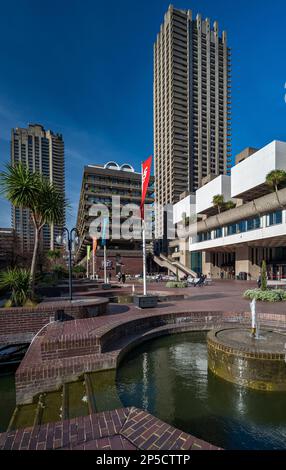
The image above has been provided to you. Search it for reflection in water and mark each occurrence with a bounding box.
[0,370,16,432]
[142,353,148,411]
[117,332,286,450]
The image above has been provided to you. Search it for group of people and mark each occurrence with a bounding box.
[117,272,126,284]
[194,273,207,287]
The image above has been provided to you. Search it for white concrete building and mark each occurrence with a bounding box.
[196,175,232,215]
[172,141,286,280]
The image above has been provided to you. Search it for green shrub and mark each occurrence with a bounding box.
[0,268,31,307]
[166,281,188,288]
[261,260,267,291]
[244,289,286,302]
[72,265,86,274]
[52,265,68,279]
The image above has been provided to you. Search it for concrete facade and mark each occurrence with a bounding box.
[154,5,231,239]
[196,174,231,214]
[172,140,286,280]
[0,228,16,270]
[11,124,65,253]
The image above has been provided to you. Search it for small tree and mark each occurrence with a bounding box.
[261,260,267,292]
[213,195,225,214]
[0,163,67,296]
[266,170,286,206]
[0,268,31,307]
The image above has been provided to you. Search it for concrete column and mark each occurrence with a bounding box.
[235,245,259,280]
[202,251,212,277]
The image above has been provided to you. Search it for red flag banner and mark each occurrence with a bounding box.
[93,237,98,253]
[141,156,152,219]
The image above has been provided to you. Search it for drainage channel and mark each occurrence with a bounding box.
[7,370,121,431]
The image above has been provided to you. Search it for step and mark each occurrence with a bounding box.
[88,370,122,413]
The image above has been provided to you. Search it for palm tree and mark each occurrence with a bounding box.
[266,170,286,207]
[0,268,31,307]
[0,163,67,296]
[212,195,225,214]
[47,249,61,267]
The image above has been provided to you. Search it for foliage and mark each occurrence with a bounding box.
[266,170,286,193]
[166,281,188,288]
[0,268,31,307]
[261,260,267,292]
[72,265,86,274]
[47,250,61,262]
[0,163,68,295]
[225,200,236,210]
[212,195,225,214]
[244,289,286,302]
[52,265,68,279]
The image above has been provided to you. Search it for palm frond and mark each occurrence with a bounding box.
[0,163,41,209]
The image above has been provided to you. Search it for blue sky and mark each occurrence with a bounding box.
[0,0,286,229]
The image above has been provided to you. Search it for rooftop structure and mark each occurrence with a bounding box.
[75,162,154,275]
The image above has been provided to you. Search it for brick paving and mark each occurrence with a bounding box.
[0,407,221,451]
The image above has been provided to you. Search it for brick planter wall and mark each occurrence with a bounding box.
[0,298,108,346]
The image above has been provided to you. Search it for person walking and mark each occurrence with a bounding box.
[257,274,262,289]
[122,273,126,284]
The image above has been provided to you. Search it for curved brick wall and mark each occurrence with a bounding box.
[0,298,108,346]
[208,328,286,392]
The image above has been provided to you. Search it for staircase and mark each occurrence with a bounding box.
[172,260,198,278]
[7,370,121,432]
[154,254,197,279]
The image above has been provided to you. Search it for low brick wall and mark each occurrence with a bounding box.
[0,309,51,345]
[0,298,108,346]
[100,311,246,352]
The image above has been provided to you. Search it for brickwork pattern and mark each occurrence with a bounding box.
[0,408,221,451]
[0,298,108,346]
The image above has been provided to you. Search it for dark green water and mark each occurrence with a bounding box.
[116,332,286,450]
[0,367,17,433]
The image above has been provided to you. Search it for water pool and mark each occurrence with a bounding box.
[116,332,286,450]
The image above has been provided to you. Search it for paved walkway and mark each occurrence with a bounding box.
[113,280,286,315]
[0,408,221,451]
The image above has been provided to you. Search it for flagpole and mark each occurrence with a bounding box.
[87,254,89,279]
[92,247,95,280]
[141,160,147,297]
[142,219,147,296]
[104,245,107,284]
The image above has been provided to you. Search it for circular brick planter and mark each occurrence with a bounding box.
[208,328,286,392]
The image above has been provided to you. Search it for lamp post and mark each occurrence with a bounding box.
[56,227,79,301]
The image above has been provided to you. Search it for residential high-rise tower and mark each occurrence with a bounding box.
[154,5,231,238]
[11,124,65,253]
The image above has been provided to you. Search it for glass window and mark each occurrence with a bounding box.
[214,228,223,239]
[267,210,282,227]
[238,220,246,233]
[247,217,260,231]
[197,231,211,242]
[227,224,237,236]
